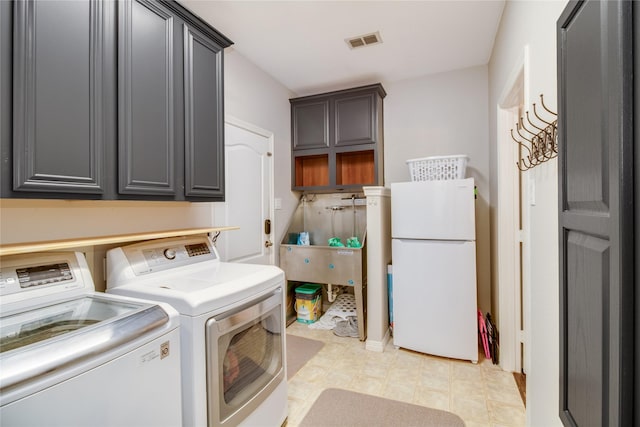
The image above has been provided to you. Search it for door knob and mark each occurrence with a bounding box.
[265,240,273,248]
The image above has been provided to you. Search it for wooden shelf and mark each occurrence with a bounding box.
[0,226,239,257]
[337,150,375,185]
[295,154,329,187]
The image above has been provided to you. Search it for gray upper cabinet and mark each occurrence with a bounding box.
[119,0,176,196]
[183,24,225,198]
[291,100,330,150]
[290,84,386,192]
[1,0,232,201]
[11,0,111,195]
[334,92,378,147]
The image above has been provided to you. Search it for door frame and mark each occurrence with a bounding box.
[496,46,531,374]
[222,115,275,265]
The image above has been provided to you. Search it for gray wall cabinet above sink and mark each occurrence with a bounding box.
[290,84,386,192]
[0,0,232,202]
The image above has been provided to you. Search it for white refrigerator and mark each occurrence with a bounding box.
[391,178,478,363]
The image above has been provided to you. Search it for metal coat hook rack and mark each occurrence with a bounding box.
[511,94,558,171]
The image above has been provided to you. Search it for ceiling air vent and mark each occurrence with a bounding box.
[346,31,382,49]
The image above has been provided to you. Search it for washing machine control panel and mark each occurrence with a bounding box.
[0,252,88,300]
[1,262,75,296]
[122,238,219,276]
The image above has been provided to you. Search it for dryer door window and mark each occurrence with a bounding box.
[206,289,284,427]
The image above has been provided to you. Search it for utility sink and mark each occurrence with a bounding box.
[279,193,367,340]
[279,240,366,288]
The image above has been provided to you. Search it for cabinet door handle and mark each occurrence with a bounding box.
[265,240,273,248]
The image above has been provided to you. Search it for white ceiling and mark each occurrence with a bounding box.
[182,0,506,96]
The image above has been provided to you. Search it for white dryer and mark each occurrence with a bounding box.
[0,251,182,427]
[106,235,288,427]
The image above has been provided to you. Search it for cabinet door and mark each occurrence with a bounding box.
[13,0,108,194]
[118,0,176,196]
[183,24,224,199]
[334,92,377,147]
[291,100,330,150]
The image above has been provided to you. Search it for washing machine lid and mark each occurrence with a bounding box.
[0,294,170,391]
[107,261,284,316]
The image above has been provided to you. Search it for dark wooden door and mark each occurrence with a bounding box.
[557,1,634,425]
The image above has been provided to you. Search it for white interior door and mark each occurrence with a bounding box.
[214,118,274,264]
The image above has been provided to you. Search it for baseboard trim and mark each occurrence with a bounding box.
[365,328,391,352]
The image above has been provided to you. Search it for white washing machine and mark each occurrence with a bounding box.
[0,251,182,427]
[106,235,288,427]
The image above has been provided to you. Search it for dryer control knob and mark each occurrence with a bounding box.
[164,249,177,260]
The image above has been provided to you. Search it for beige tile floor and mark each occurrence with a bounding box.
[286,321,525,427]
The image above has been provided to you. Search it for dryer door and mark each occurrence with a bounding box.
[205,289,284,427]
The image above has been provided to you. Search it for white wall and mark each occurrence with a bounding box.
[383,66,491,314]
[222,49,297,255]
[488,1,568,426]
[0,199,215,244]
